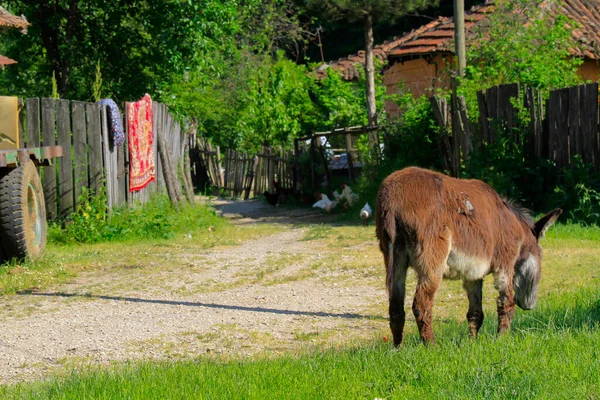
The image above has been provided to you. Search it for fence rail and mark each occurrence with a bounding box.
[16,97,185,219]
[193,139,295,199]
[431,82,600,176]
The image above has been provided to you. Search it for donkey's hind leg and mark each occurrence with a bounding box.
[389,248,409,346]
[463,279,484,337]
[411,237,447,345]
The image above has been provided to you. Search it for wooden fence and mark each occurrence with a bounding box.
[193,138,295,199]
[17,98,186,219]
[295,126,377,194]
[430,82,600,175]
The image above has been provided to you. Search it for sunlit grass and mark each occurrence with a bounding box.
[2,288,598,399]
[0,220,598,397]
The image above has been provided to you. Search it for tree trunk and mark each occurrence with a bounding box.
[453,0,466,77]
[364,14,377,127]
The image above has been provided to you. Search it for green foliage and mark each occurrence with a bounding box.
[358,92,443,198]
[552,157,600,225]
[92,60,103,102]
[458,0,583,114]
[51,72,59,99]
[306,0,439,24]
[51,190,224,244]
[53,186,109,244]
[0,0,243,101]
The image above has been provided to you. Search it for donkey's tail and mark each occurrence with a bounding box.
[376,198,396,298]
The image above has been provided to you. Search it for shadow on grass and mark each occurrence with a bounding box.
[17,290,386,321]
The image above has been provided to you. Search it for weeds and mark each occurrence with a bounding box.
[50,190,225,244]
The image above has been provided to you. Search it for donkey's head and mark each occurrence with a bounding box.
[513,209,562,310]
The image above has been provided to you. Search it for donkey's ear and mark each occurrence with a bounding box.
[534,209,562,240]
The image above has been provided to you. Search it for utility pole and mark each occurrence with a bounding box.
[454,0,466,77]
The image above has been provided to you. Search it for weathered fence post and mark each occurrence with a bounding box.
[41,98,57,219]
[345,128,355,182]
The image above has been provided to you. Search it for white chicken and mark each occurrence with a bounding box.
[313,194,337,213]
[360,202,372,226]
[333,190,342,201]
[341,184,359,207]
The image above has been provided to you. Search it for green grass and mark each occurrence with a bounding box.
[1,221,599,398]
[2,288,598,399]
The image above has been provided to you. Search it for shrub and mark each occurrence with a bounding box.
[50,190,224,244]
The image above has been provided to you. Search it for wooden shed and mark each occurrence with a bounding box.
[322,0,600,116]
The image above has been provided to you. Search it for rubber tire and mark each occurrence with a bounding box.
[0,161,47,261]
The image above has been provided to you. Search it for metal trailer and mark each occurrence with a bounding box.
[0,146,63,263]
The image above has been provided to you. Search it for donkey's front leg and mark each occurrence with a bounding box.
[463,279,484,337]
[496,284,516,334]
[412,273,442,345]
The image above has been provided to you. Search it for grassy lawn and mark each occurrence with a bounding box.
[1,221,599,399]
[1,287,598,399]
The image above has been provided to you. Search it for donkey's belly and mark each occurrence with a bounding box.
[444,249,490,280]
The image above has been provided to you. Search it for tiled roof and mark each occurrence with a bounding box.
[0,6,28,31]
[388,2,495,58]
[0,55,17,66]
[320,17,448,81]
[323,0,600,80]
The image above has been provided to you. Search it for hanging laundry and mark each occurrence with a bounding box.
[97,98,125,146]
[126,94,155,192]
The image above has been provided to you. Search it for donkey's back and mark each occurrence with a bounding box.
[376,167,561,345]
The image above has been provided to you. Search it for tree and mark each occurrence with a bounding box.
[0,0,241,101]
[306,0,438,127]
[458,0,583,113]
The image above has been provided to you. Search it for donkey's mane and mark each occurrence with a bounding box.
[503,198,534,229]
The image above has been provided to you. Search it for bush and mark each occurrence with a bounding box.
[50,190,225,244]
[551,157,600,225]
[358,92,443,199]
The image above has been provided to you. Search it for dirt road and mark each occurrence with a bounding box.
[0,199,386,385]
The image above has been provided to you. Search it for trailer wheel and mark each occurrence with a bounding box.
[0,161,47,261]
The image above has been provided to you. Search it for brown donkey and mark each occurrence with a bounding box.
[376,167,561,345]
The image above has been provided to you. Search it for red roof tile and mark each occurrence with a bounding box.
[0,6,28,31]
[322,0,600,80]
[0,55,17,66]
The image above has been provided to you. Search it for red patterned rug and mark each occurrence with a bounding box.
[126,94,156,192]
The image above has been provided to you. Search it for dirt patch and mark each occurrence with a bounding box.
[0,198,387,385]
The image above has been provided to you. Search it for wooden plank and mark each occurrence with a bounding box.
[586,82,600,169]
[568,86,580,167]
[18,98,25,147]
[26,98,40,148]
[486,86,499,143]
[117,139,127,205]
[41,98,57,220]
[476,91,488,144]
[86,103,103,194]
[547,90,560,163]
[501,83,519,142]
[56,99,74,217]
[580,84,592,165]
[557,88,570,170]
[155,103,165,192]
[111,101,127,205]
[100,104,112,210]
[72,101,88,205]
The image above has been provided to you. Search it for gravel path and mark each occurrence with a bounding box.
[0,199,387,385]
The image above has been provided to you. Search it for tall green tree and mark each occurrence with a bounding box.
[306,0,438,126]
[0,0,241,101]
